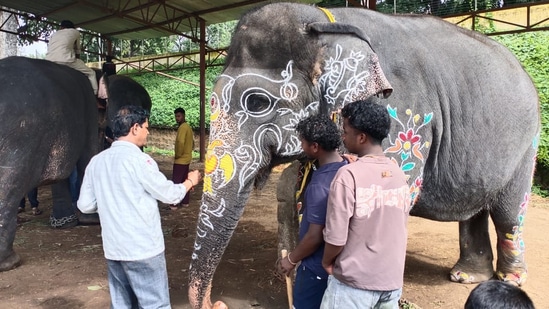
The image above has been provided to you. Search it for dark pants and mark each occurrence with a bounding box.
[69,168,80,205]
[172,163,190,204]
[293,264,328,309]
[19,187,39,209]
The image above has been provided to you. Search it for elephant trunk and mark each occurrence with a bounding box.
[188,167,255,309]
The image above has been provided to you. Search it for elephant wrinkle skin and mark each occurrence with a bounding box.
[0,56,99,270]
[188,3,539,308]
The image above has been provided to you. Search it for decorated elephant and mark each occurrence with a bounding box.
[0,56,98,270]
[188,3,540,308]
[50,69,153,227]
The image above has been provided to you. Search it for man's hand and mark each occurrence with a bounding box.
[187,170,202,187]
[322,262,334,275]
[342,153,358,163]
[279,255,296,276]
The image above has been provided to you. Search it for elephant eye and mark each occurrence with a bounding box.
[243,91,274,116]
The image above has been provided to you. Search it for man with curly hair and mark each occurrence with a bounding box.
[279,114,347,309]
[321,100,411,309]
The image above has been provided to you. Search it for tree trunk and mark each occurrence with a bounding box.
[0,8,18,58]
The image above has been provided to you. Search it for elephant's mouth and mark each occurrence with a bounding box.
[367,92,390,104]
[254,165,272,190]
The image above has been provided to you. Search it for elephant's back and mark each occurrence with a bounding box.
[0,56,95,113]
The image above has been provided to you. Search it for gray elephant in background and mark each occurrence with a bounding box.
[101,72,153,130]
[0,57,153,271]
[55,70,153,226]
[188,3,539,308]
[0,56,99,270]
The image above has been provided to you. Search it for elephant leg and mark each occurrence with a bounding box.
[492,202,528,286]
[489,156,534,286]
[0,197,22,271]
[277,161,300,258]
[50,179,79,229]
[449,209,494,284]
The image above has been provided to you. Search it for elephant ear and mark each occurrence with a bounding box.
[306,22,375,51]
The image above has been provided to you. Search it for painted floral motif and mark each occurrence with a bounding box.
[505,192,528,255]
[495,191,530,284]
[385,105,433,204]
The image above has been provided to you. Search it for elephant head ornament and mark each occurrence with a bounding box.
[189,3,539,308]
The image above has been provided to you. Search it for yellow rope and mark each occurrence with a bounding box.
[295,160,315,201]
[318,7,336,23]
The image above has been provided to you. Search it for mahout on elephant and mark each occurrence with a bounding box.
[188,3,539,308]
[0,56,98,271]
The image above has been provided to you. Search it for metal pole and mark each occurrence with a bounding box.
[199,18,206,163]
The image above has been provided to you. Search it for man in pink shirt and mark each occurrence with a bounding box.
[321,100,411,309]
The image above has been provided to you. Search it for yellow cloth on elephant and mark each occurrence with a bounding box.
[174,122,193,165]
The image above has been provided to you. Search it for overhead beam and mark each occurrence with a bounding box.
[444,1,549,36]
[113,49,226,75]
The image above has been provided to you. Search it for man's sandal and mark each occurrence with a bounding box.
[169,204,179,211]
[32,208,42,215]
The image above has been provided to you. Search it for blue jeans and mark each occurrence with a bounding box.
[293,265,327,309]
[320,275,401,309]
[19,187,39,209]
[107,252,171,309]
[69,168,80,205]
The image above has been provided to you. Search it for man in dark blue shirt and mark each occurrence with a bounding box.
[279,114,347,309]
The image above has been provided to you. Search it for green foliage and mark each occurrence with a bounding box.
[132,65,223,129]
[493,33,549,168]
[144,147,200,160]
[532,184,549,198]
[17,16,56,46]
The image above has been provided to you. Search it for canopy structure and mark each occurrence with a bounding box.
[0,0,319,40]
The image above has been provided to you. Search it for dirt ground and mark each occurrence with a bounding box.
[1,147,548,308]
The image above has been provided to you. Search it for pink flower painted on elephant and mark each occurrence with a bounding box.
[398,128,421,150]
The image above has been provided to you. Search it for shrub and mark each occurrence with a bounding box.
[132,65,223,129]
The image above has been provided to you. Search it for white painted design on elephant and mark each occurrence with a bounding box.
[192,198,227,260]
[319,44,372,107]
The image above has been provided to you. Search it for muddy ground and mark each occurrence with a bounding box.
[1,129,548,309]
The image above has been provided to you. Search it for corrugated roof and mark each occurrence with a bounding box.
[0,0,320,40]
